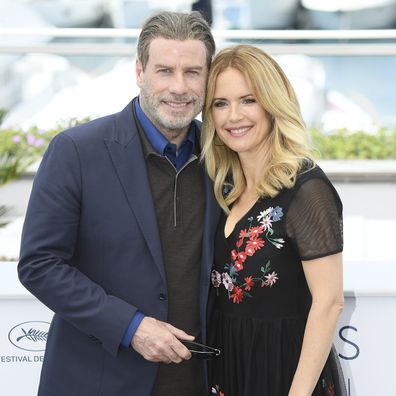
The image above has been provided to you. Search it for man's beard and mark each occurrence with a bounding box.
[139,83,204,135]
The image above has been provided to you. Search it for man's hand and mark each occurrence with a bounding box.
[131,317,194,363]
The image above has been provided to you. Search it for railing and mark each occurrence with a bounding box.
[1,28,396,55]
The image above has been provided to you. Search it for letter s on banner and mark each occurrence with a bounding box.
[338,325,360,360]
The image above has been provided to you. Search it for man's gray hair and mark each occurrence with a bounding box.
[137,11,215,70]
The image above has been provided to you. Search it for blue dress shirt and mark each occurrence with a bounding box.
[134,98,196,171]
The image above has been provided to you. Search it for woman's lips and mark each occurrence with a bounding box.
[225,126,252,136]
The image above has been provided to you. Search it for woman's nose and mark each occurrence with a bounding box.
[229,104,243,122]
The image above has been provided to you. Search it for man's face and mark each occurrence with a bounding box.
[136,38,208,141]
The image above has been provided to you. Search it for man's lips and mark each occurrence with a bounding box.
[162,101,191,109]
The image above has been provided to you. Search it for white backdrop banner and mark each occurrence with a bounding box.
[335,295,396,396]
[1,261,395,396]
[0,300,52,394]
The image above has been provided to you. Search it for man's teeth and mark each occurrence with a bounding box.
[166,102,188,108]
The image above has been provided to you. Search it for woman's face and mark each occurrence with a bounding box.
[211,67,272,161]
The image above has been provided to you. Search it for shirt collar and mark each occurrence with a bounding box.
[134,97,196,156]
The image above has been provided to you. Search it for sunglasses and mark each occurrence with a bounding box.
[181,340,221,360]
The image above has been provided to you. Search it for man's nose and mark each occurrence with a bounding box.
[169,73,188,95]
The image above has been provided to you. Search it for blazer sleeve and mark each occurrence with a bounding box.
[18,133,137,358]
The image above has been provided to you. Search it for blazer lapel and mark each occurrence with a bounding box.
[202,174,220,273]
[200,171,221,337]
[105,102,166,282]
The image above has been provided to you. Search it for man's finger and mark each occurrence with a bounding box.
[131,317,193,363]
[165,323,195,341]
[169,338,192,361]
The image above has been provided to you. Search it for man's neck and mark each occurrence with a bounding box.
[138,99,191,150]
[160,127,190,150]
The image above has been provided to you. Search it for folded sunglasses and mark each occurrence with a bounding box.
[180,340,221,360]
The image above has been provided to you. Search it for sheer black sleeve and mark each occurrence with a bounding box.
[286,177,343,261]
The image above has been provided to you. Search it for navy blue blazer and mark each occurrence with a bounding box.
[18,101,220,396]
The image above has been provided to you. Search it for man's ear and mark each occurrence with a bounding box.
[136,58,143,88]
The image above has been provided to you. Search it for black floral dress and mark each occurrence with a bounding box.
[208,165,347,396]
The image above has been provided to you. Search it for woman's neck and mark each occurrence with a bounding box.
[239,153,270,192]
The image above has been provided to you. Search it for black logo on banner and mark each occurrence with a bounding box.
[338,325,360,360]
[8,321,50,352]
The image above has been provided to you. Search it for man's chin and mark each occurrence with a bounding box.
[159,114,197,131]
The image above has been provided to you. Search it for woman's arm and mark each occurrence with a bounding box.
[288,252,344,396]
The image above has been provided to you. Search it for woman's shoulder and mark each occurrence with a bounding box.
[295,160,329,186]
[281,159,338,204]
[292,160,342,211]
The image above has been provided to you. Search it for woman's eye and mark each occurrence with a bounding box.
[242,98,256,104]
[213,101,227,108]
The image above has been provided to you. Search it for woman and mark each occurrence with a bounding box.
[201,45,346,396]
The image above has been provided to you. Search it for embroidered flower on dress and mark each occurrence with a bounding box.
[249,225,264,238]
[231,286,244,303]
[246,237,264,252]
[222,272,234,291]
[257,207,273,221]
[244,276,255,291]
[259,215,273,231]
[321,379,335,396]
[263,271,278,287]
[245,246,255,256]
[270,206,283,221]
[236,251,247,263]
[326,383,335,396]
[211,270,221,288]
[233,261,244,272]
[211,385,225,396]
[272,238,285,249]
[231,249,238,261]
[211,205,285,303]
[239,228,248,239]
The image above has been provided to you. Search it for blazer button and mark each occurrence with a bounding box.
[159,293,167,301]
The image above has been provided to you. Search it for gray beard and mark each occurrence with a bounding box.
[139,86,203,137]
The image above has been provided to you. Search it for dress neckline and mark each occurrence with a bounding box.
[223,198,260,239]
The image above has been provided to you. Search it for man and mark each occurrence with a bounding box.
[18,11,218,396]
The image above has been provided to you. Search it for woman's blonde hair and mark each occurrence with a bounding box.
[201,44,315,213]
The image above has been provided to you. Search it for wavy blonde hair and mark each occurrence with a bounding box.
[201,45,315,213]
